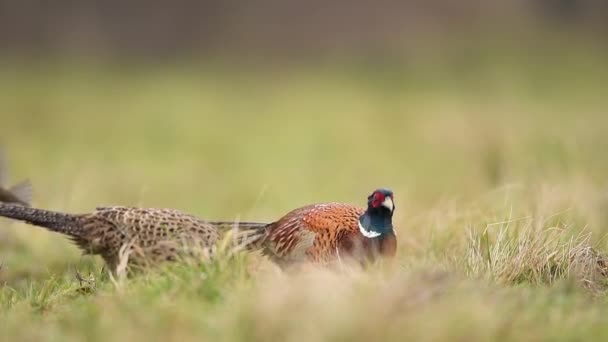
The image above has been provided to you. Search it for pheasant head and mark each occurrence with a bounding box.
[358,188,395,238]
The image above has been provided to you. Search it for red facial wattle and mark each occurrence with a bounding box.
[371,192,385,208]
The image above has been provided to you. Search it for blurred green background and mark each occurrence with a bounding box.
[1,1,608,340]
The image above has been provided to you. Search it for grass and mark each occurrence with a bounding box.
[1,55,608,341]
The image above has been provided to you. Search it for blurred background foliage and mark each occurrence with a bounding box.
[0,0,606,210]
[0,0,607,60]
[1,2,608,341]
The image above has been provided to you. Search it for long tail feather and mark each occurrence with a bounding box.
[0,203,80,236]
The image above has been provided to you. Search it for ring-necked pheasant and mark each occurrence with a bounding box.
[220,189,397,267]
[0,203,264,273]
[0,150,32,206]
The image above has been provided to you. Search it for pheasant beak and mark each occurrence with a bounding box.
[381,196,394,212]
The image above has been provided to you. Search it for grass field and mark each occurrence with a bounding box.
[1,53,608,341]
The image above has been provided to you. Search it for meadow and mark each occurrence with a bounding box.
[1,50,608,341]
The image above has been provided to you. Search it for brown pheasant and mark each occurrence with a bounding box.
[0,149,32,206]
[0,204,263,273]
[224,189,397,267]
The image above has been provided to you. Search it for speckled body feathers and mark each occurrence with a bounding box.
[0,204,229,272]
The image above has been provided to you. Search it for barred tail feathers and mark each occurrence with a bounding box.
[0,203,81,236]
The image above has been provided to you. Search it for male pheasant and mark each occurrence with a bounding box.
[0,204,263,273]
[226,189,397,267]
